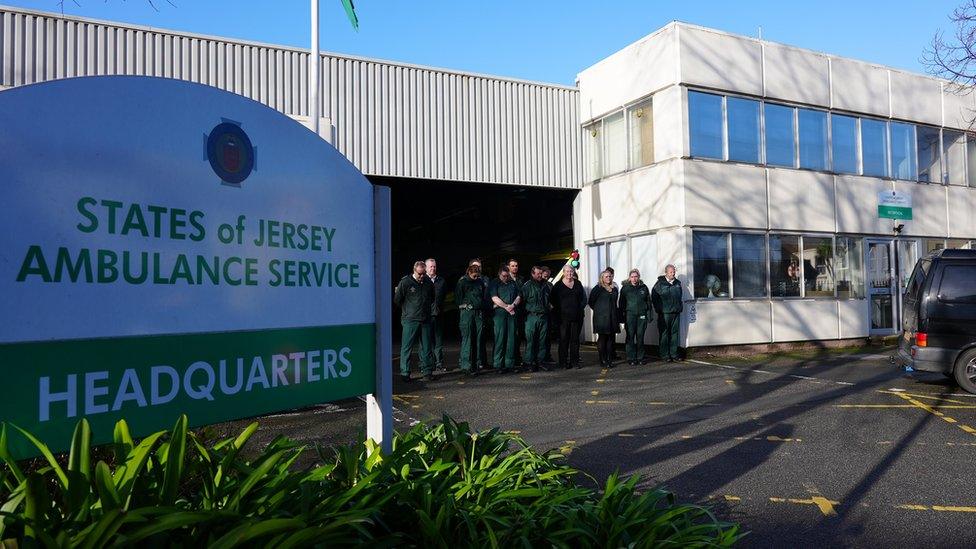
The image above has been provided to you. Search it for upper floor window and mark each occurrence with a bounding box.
[764,103,796,168]
[798,108,828,171]
[890,122,917,181]
[603,111,627,176]
[860,118,889,178]
[585,123,601,182]
[689,91,724,159]
[831,114,859,175]
[630,99,654,168]
[727,97,760,163]
[943,130,966,185]
[917,125,942,183]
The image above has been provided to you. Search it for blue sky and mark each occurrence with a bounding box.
[3,1,966,85]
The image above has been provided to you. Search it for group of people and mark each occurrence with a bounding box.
[393,257,685,382]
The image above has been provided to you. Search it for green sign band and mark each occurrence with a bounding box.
[878,205,913,220]
[1,323,375,459]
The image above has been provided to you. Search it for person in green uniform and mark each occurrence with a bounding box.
[393,260,436,382]
[507,258,526,369]
[490,265,521,373]
[652,264,684,362]
[466,258,491,368]
[425,258,446,371]
[522,266,550,372]
[454,263,486,376]
[618,268,653,365]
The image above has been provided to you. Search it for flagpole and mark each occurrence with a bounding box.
[310,0,320,136]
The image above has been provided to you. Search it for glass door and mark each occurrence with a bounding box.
[866,239,896,334]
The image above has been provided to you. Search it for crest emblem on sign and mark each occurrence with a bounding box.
[206,121,255,186]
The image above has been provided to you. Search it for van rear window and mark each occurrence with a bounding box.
[938,265,976,303]
[905,260,930,298]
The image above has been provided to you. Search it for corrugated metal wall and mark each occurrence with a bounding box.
[0,6,583,189]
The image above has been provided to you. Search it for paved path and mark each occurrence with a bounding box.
[217,344,976,547]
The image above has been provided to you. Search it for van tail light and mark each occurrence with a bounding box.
[915,332,928,347]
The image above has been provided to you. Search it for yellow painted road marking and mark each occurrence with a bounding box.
[769,496,839,516]
[893,393,976,437]
[591,390,600,396]
[519,375,532,380]
[834,404,976,409]
[617,433,636,437]
[897,504,976,513]
[584,400,620,405]
[595,379,606,383]
[880,390,973,405]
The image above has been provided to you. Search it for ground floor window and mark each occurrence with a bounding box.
[586,234,659,288]
[692,231,868,300]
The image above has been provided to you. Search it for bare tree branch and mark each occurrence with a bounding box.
[924,0,976,127]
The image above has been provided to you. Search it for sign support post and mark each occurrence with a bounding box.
[367,185,393,453]
[309,0,320,136]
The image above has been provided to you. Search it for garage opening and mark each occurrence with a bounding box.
[372,177,577,341]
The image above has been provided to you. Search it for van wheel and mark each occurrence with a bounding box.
[953,349,976,395]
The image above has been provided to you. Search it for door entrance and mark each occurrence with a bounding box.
[866,239,897,334]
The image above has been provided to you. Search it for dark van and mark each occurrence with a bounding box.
[898,248,976,393]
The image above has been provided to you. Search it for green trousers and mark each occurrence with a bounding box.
[524,313,549,365]
[625,312,649,361]
[657,313,680,360]
[492,309,517,371]
[400,319,433,376]
[431,314,444,368]
[458,309,484,371]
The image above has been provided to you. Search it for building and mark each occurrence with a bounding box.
[576,22,976,347]
[3,6,975,348]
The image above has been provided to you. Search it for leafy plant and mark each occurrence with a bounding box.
[0,415,743,547]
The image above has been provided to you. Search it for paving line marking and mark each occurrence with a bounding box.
[896,504,976,513]
[769,496,839,516]
[893,392,976,436]
[834,404,976,409]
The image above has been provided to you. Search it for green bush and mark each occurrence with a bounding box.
[0,415,743,548]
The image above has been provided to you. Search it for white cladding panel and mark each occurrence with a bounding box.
[677,26,762,97]
[687,300,772,346]
[0,6,582,189]
[835,175,894,235]
[838,299,869,339]
[589,161,683,238]
[889,70,942,126]
[576,25,677,122]
[767,168,835,233]
[682,161,768,229]
[943,87,976,130]
[762,43,830,106]
[830,57,890,117]
[896,181,948,237]
[948,185,976,239]
[771,301,840,342]
[653,85,685,161]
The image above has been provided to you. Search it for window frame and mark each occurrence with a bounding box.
[691,229,770,300]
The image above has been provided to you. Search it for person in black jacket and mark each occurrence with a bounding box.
[425,258,447,371]
[652,264,684,362]
[589,268,621,368]
[551,264,587,369]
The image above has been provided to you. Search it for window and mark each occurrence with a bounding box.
[693,232,730,298]
[629,99,654,169]
[938,265,976,302]
[727,97,760,163]
[917,126,941,183]
[968,134,976,187]
[585,123,601,182]
[803,236,835,297]
[603,111,627,176]
[798,109,828,170]
[947,239,974,249]
[689,91,724,159]
[630,234,657,280]
[831,114,859,175]
[925,239,945,254]
[835,237,865,299]
[943,130,966,185]
[770,235,801,297]
[732,234,767,297]
[607,240,629,283]
[587,243,605,286]
[765,103,796,167]
[861,118,889,177]
[905,261,929,302]
[889,122,917,181]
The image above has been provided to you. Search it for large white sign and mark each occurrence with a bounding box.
[0,76,378,457]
